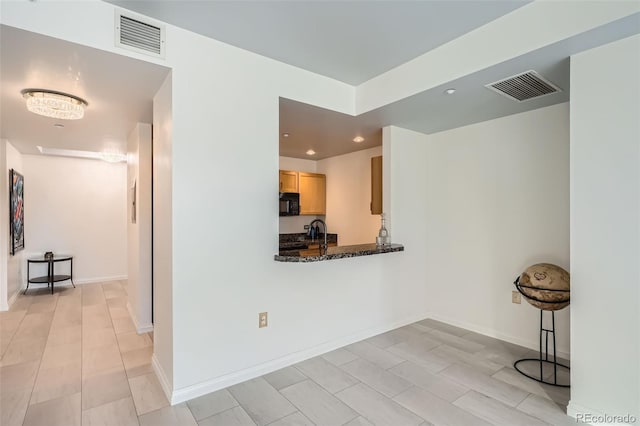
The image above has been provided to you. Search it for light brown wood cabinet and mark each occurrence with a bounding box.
[371,156,382,215]
[298,172,326,215]
[279,170,298,193]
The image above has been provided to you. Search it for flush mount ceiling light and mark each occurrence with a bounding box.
[353,136,365,143]
[445,88,456,95]
[21,89,88,120]
[306,149,316,156]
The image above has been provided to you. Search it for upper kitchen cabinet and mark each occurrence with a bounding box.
[299,172,326,215]
[371,156,382,215]
[279,170,298,193]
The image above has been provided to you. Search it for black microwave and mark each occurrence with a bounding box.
[279,192,300,216]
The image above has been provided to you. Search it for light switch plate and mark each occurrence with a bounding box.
[259,312,268,328]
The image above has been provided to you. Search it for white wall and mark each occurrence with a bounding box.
[317,146,382,245]
[279,157,316,174]
[22,155,127,284]
[163,20,427,397]
[152,73,174,395]
[127,123,153,333]
[278,156,319,234]
[569,35,640,421]
[0,140,8,310]
[422,103,571,355]
[5,141,24,305]
[1,1,619,407]
[279,149,382,243]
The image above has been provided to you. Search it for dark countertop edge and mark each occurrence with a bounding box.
[274,243,404,263]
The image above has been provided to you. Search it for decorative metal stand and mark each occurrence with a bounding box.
[513,276,570,388]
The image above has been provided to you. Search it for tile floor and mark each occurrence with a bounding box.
[1,281,573,426]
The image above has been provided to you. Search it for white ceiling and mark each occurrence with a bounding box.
[106,0,530,85]
[1,3,637,161]
[281,11,639,159]
[0,25,170,155]
[280,98,382,159]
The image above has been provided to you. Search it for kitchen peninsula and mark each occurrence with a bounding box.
[275,242,404,263]
[276,232,403,262]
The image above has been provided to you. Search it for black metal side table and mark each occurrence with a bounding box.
[26,255,75,294]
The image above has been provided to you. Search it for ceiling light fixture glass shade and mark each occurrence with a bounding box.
[21,89,88,120]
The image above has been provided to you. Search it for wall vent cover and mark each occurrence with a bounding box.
[115,12,165,59]
[485,70,561,102]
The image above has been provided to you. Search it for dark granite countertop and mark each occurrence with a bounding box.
[280,232,337,242]
[274,243,404,263]
[279,233,338,250]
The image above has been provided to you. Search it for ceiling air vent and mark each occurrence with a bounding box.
[115,12,165,59]
[485,70,561,102]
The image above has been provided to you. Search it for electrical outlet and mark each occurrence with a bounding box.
[259,312,268,328]
[512,291,521,304]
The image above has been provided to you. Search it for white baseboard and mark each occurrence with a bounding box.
[152,354,173,403]
[126,302,154,334]
[427,312,571,359]
[6,288,20,308]
[567,401,598,424]
[1,286,25,310]
[169,311,431,404]
[137,323,154,333]
[73,275,128,285]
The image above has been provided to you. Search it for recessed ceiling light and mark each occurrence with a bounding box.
[282,133,290,138]
[53,123,64,128]
[306,149,316,156]
[21,89,88,120]
[445,88,456,95]
[353,136,365,143]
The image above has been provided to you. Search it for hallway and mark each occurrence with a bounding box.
[1,281,573,426]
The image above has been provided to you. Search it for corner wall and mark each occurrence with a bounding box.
[317,146,382,246]
[152,73,174,395]
[0,140,8,310]
[423,103,571,355]
[4,141,24,307]
[22,155,127,284]
[568,34,640,421]
[127,123,153,333]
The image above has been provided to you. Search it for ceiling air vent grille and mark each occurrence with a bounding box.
[115,12,165,59]
[485,70,561,102]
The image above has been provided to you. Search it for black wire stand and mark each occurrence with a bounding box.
[513,276,570,388]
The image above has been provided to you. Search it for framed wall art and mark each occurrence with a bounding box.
[9,169,24,255]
